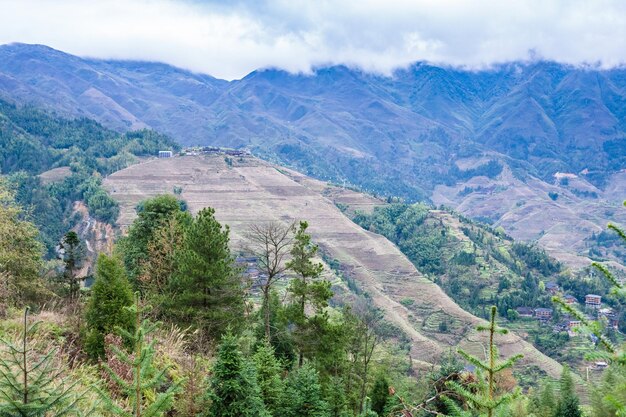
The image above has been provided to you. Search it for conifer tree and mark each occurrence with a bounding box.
[84,254,135,360]
[286,221,332,366]
[324,375,351,417]
[553,366,582,417]
[369,374,390,416]
[529,380,556,417]
[206,332,269,417]
[0,308,94,416]
[96,293,182,417]
[590,365,624,417]
[281,364,330,417]
[59,230,85,300]
[139,214,187,296]
[444,306,523,417]
[253,342,285,415]
[165,207,245,339]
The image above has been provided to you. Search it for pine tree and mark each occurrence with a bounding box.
[84,254,135,360]
[286,221,332,366]
[253,342,285,415]
[0,308,94,416]
[369,374,390,416]
[553,366,582,417]
[444,306,523,417]
[206,332,269,417]
[96,293,182,417]
[590,365,624,417]
[324,375,351,417]
[165,207,245,340]
[258,290,296,365]
[281,364,330,417]
[59,230,85,300]
[529,380,556,417]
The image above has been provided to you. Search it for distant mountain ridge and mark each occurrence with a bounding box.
[1,44,624,190]
[1,43,625,266]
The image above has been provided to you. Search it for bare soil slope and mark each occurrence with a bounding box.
[104,154,562,377]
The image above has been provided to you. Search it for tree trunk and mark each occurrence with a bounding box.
[263,286,271,341]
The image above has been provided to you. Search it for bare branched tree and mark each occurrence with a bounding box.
[246,221,295,340]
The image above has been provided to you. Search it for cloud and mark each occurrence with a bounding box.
[0,0,625,80]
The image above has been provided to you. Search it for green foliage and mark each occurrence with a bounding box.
[445,306,523,417]
[286,221,332,366]
[206,332,269,417]
[353,204,562,318]
[164,207,245,339]
[590,366,626,417]
[369,374,390,415]
[59,230,85,300]
[354,204,443,274]
[281,364,330,417]
[0,180,45,311]
[257,290,296,365]
[0,99,179,256]
[552,367,582,417]
[84,254,135,360]
[529,379,556,417]
[0,308,94,416]
[253,342,285,415]
[96,294,182,417]
[117,195,186,284]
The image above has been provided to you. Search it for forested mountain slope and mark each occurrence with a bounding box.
[1,43,624,267]
[0,98,177,255]
[103,154,563,377]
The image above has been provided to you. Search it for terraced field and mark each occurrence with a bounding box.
[104,154,563,377]
[432,160,626,270]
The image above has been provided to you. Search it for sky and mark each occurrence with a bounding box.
[0,0,625,80]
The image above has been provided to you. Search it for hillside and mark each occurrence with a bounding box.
[103,153,563,378]
[0,98,177,254]
[1,43,624,269]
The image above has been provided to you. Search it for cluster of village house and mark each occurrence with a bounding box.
[158,147,251,159]
[515,282,618,336]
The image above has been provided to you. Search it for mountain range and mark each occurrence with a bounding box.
[1,43,625,266]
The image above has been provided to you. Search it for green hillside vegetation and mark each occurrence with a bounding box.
[0,183,591,417]
[0,99,178,255]
[350,203,625,367]
[352,203,562,317]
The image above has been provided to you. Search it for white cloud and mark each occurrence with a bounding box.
[0,0,625,80]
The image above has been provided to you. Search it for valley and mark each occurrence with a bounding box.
[2,2,626,414]
[1,43,624,271]
[104,153,563,377]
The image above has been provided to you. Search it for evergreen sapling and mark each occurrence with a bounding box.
[96,293,182,417]
[0,308,95,416]
[444,306,523,417]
